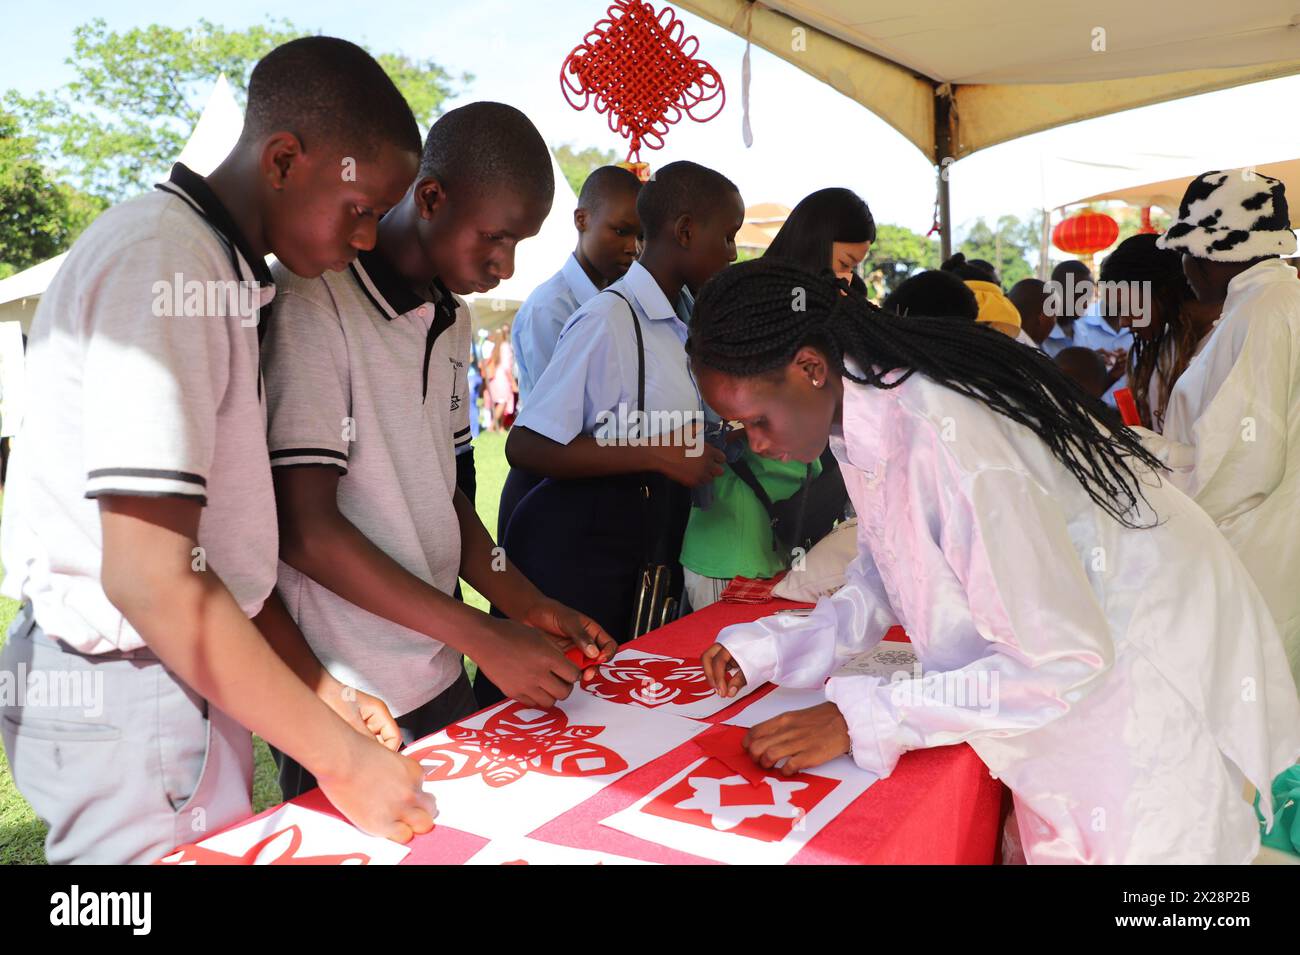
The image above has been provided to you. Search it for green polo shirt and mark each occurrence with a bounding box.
[680,448,821,580]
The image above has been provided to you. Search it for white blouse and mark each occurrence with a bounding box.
[718,366,1300,864]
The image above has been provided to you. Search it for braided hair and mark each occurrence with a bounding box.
[1100,234,1197,431]
[687,257,1164,528]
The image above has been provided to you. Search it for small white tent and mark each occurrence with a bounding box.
[0,74,244,332]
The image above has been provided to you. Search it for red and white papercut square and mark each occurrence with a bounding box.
[464,837,656,866]
[600,751,877,864]
[581,648,757,718]
[156,803,410,865]
[402,691,704,840]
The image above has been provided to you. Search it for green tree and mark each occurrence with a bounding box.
[554,142,620,197]
[7,18,469,202]
[0,108,107,277]
[866,223,940,292]
[957,213,1040,287]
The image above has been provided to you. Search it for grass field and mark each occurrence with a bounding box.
[0,428,510,864]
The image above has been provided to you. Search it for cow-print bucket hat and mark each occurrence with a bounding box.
[1158,169,1297,261]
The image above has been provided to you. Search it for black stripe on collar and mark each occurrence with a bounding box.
[157,163,273,287]
[352,246,427,318]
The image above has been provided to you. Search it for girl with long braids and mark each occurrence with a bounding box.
[691,257,1299,864]
[1099,234,1220,431]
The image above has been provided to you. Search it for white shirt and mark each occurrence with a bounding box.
[718,366,1300,863]
[1,164,279,654]
[1142,257,1300,691]
[516,260,700,443]
[512,253,599,404]
[263,248,471,716]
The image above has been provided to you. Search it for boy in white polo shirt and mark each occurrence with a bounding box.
[263,102,617,797]
[0,38,437,863]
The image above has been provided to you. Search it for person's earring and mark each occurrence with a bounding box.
[813,379,823,388]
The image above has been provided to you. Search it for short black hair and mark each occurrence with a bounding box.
[245,36,420,159]
[1051,259,1092,285]
[883,269,978,321]
[637,161,740,238]
[1055,346,1108,397]
[419,101,554,202]
[577,165,642,212]
[764,187,876,275]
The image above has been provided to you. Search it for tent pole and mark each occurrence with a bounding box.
[938,173,952,260]
[934,86,954,261]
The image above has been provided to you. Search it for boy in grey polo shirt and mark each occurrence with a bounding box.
[0,38,437,863]
[263,102,617,798]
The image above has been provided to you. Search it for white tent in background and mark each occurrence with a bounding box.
[462,138,581,323]
[0,74,244,332]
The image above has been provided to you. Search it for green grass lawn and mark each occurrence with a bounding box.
[0,429,510,864]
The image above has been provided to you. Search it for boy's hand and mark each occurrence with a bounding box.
[744,702,850,776]
[317,676,402,752]
[476,619,582,710]
[701,642,747,697]
[316,737,437,844]
[519,597,617,679]
[648,424,726,487]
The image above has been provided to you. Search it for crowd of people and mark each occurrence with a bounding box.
[1,36,1297,866]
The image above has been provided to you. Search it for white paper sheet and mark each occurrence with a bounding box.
[599,753,877,865]
[720,685,830,728]
[464,837,656,866]
[403,691,704,840]
[580,648,758,718]
[157,803,410,865]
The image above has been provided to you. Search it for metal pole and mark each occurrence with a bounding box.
[934,87,953,261]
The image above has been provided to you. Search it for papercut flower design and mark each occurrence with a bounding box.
[409,703,628,788]
[584,655,714,708]
[157,825,370,865]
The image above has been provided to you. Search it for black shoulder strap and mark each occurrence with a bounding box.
[601,289,645,421]
[729,456,778,518]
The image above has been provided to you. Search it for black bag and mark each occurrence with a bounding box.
[728,446,847,566]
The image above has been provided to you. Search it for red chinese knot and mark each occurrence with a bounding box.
[561,0,725,164]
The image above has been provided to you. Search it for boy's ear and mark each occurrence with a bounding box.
[260,132,305,189]
[574,207,589,233]
[673,213,693,250]
[414,176,448,220]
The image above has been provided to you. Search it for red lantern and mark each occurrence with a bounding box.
[1052,209,1119,255]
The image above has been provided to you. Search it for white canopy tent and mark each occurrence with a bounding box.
[675,0,1300,255]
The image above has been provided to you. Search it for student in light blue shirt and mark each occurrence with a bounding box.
[1042,259,1092,358]
[1072,298,1134,407]
[495,161,743,660]
[512,166,643,404]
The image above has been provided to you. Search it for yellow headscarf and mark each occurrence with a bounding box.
[964,280,1021,338]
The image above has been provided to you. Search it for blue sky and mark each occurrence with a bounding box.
[5,1,1298,245]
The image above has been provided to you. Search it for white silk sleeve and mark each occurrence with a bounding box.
[716,546,898,689]
[826,468,1114,778]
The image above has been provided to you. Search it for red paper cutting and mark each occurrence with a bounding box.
[584,654,716,708]
[560,0,725,164]
[692,724,766,786]
[156,825,370,866]
[408,702,628,788]
[643,757,840,843]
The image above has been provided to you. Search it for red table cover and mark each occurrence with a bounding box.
[168,598,1005,864]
